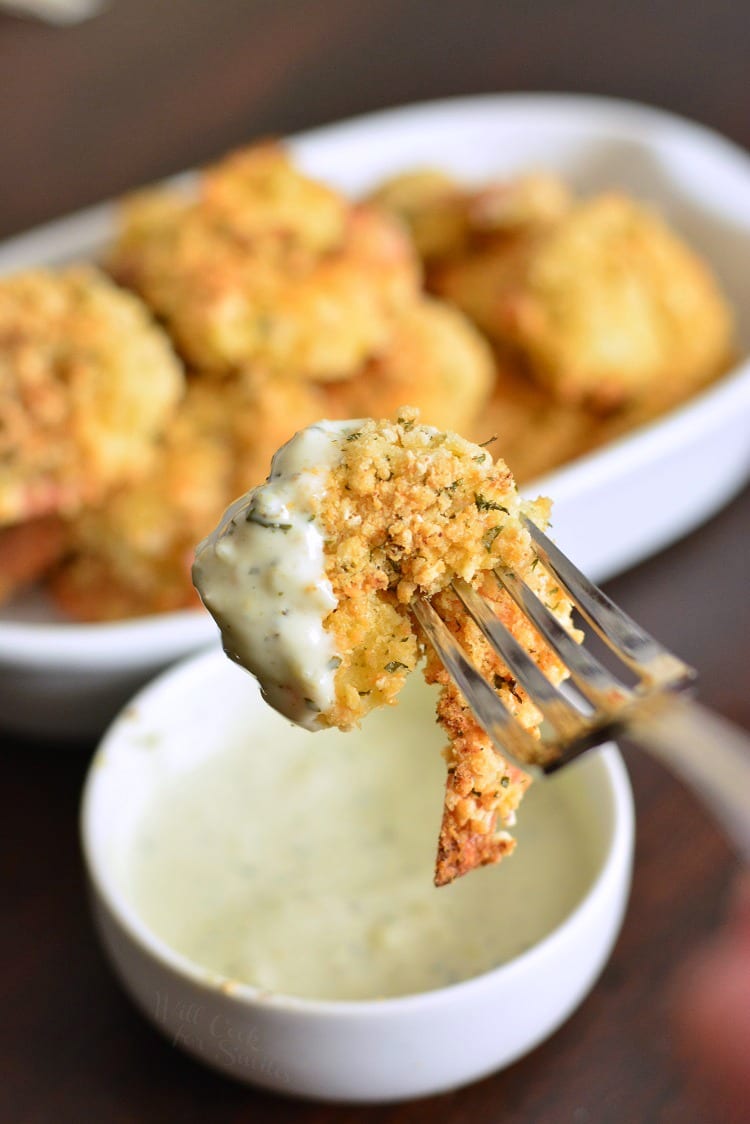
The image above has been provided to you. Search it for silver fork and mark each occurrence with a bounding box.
[412,517,750,861]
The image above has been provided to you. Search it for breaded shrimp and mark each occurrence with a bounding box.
[194,409,578,885]
[436,194,734,410]
[466,360,601,484]
[229,368,333,489]
[0,266,183,525]
[109,143,420,379]
[369,168,571,266]
[50,380,234,619]
[368,169,470,262]
[50,371,328,620]
[323,296,494,434]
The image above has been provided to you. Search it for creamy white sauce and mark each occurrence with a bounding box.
[127,677,597,1002]
[192,420,361,730]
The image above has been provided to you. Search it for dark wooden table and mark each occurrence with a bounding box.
[2,3,748,1121]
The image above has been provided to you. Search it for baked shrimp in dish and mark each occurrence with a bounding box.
[109,144,420,379]
[322,297,494,435]
[0,266,183,527]
[373,168,734,422]
[436,193,733,411]
[50,296,492,623]
[51,370,329,620]
[369,169,571,268]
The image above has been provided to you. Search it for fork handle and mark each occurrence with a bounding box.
[625,694,750,862]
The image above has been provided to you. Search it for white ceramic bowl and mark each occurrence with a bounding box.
[82,649,634,1103]
[4,93,750,740]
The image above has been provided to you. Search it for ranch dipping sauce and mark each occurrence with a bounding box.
[127,677,598,1002]
[193,419,360,730]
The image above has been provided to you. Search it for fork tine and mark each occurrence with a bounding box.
[493,568,630,708]
[411,597,545,771]
[413,530,750,861]
[522,517,695,688]
[452,579,586,740]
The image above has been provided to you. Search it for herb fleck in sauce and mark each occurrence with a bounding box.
[193,420,361,730]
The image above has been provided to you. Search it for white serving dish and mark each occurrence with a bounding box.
[2,94,750,740]
[81,649,634,1102]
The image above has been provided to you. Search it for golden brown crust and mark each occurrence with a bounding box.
[49,369,330,620]
[433,192,734,412]
[315,409,578,884]
[425,574,567,886]
[4,152,508,621]
[373,168,735,479]
[109,144,421,379]
[0,266,184,526]
[323,296,493,435]
[369,169,571,266]
[44,285,492,622]
[368,169,471,263]
[49,380,233,619]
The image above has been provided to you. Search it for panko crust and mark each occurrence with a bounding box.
[0,266,184,525]
[323,296,494,434]
[375,168,735,470]
[425,575,564,886]
[200,143,347,253]
[369,169,571,266]
[469,358,696,486]
[51,290,492,624]
[435,193,734,411]
[50,380,235,619]
[368,169,471,263]
[229,368,333,488]
[431,708,529,886]
[50,370,329,620]
[466,359,600,484]
[109,143,421,379]
[316,408,579,884]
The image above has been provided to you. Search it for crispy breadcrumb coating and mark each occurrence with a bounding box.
[0,266,183,526]
[192,408,575,883]
[466,360,602,484]
[434,193,734,411]
[47,287,493,622]
[109,143,420,379]
[50,381,234,619]
[314,408,578,884]
[50,371,329,620]
[370,169,571,266]
[368,170,471,263]
[373,169,735,473]
[323,297,493,434]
